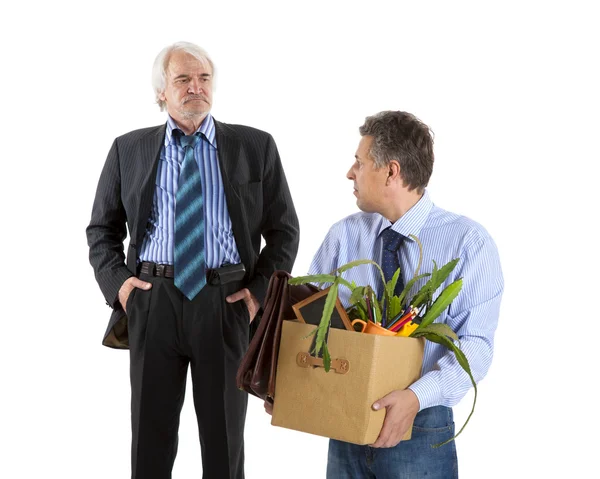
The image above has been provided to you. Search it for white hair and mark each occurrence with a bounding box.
[151,42,216,111]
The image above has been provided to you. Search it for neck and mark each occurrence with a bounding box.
[171,113,208,135]
[380,190,423,223]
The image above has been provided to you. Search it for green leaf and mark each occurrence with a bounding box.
[322,342,331,372]
[388,295,402,319]
[418,331,477,448]
[288,274,337,285]
[334,259,379,275]
[350,286,367,305]
[288,273,353,292]
[332,259,387,298]
[411,258,460,308]
[314,280,339,357]
[386,268,401,301]
[331,259,390,323]
[415,278,463,330]
[373,290,382,324]
[408,234,424,276]
[301,328,318,340]
[347,303,367,321]
[337,279,355,290]
[430,260,439,293]
[398,273,430,308]
[410,323,458,342]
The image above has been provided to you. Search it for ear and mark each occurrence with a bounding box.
[159,90,167,102]
[386,160,401,184]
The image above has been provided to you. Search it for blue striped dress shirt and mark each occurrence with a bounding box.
[138,114,241,268]
[308,190,504,410]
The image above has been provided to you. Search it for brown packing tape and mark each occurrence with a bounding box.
[272,321,424,445]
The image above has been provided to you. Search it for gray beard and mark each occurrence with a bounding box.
[179,109,209,120]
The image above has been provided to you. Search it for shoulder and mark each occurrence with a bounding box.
[114,125,165,145]
[215,121,273,144]
[327,212,380,239]
[427,205,497,251]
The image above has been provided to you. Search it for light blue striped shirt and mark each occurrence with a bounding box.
[138,114,241,268]
[308,190,504,410]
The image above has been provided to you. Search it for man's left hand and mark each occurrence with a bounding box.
[226,288,260,323]
[370,389,420,448]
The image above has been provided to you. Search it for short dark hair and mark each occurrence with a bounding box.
[359,111,434,193]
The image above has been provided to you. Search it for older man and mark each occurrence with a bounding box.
[87,42,299,478]
[267,111,503,478]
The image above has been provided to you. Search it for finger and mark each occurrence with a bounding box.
[264,401,273,415]
[130,277,152,290]
[248,291,260,308]
[372,391,396,411]
[226,288,249,303]
[371,416,393,448]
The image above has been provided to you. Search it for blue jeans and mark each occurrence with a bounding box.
[327,406,458,479]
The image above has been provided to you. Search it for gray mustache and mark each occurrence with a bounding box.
[183,96,207,103]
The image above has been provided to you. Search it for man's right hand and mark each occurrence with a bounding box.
[264,400,273,415]
[119,277,152,312]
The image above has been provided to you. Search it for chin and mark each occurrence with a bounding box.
[355,200,370,213]
[181,109,208,120]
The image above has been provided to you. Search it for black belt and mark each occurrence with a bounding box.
[139,261,246,285]
[140,262,175,278]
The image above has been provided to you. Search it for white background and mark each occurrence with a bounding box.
[2,1,598,478]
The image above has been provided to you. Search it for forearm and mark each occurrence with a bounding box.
[246,135,299,305]
[87,139,132,307]
[409,334,493,410]
[247,218,299,305]
[87,224,132,307]
[409,295,501,410]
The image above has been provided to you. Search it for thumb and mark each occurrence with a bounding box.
[226,289,248,303]
[372,391,396,411]
[131,277,152,290]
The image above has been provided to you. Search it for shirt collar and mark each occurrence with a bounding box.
[376,189,434,241]
[164,113,217,148]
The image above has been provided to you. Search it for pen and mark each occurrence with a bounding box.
[390,311,416,332]
[386,306,415,330]
[370,291,378,324]
[365,296,374,323]
[385,308,406,330]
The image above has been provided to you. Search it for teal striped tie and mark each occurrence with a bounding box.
[174,132,206,300]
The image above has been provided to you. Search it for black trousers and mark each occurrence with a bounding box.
[127,272,250,479]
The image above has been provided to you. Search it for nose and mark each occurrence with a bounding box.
[188,78,203,95]
[346,166,355,180]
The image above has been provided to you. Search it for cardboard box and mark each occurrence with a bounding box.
[271,320,425,445]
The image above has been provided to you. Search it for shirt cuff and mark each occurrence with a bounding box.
[408,371,444,411]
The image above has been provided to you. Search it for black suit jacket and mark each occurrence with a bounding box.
[87,120,299,349]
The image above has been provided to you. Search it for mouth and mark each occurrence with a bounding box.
[183,97,207,104]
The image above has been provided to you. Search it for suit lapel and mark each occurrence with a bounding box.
[214,120,250,265]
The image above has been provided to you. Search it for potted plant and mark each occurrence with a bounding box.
[288,235,476,446]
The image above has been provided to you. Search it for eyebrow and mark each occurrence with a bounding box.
[173,73,212,80]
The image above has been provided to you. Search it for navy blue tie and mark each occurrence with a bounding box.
[174,132,206,300]
[381,227,405,297]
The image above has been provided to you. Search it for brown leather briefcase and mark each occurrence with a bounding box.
[236,270,318,402]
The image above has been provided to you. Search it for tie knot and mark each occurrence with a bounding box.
[381,228,404,253]
[175,130,201,149]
